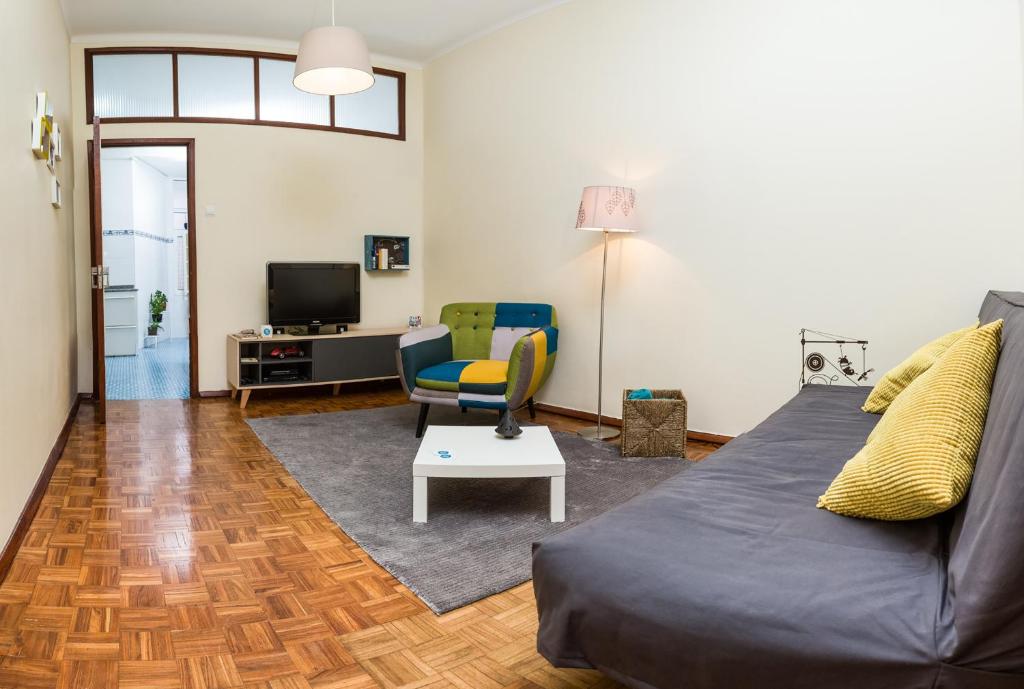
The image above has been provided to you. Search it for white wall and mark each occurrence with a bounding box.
[70,40,424,393]
[100,158,133,228]
[100,158,135,288]
[131,158,172,236]
[165,230,190,340]
[424,0,1024,436]
[130,158,173,348]
[165,177,189,340]
[0,0,78,546]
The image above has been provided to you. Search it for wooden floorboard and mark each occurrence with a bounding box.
[0,382,720,689]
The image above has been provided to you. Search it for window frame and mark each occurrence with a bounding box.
[85,47,406,141]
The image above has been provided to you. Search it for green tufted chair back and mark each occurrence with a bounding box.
[439,302,558,361]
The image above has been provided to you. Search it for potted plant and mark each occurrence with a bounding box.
[147,321,162,337]
[149,290,168,324]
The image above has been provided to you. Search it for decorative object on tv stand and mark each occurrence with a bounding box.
[799,329,873,388]
[364,235,410,271]
[293,0,374,96]
[575,185,641,441]
[621,389,687,458]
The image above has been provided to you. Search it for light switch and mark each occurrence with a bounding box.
[205,205,217,216]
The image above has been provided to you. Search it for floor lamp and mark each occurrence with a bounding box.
[575,186,640,440]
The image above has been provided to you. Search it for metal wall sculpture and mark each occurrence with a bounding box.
[800,329,874,388]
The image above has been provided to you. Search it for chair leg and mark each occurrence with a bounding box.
[527,397,536,420]
[416,404,430,438]
[461,406,468,414]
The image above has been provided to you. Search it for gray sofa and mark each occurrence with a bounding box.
[533,291,1024,689]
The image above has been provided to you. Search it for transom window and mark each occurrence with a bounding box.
[86,48,406,140]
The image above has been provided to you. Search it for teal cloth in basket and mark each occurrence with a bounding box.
[627,389,654,400]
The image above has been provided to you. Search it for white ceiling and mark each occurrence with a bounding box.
[102,146,187,179]
[60,0,568,64]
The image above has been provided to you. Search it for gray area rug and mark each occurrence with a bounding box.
[247,404,691,613]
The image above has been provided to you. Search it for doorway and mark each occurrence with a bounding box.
[89,138,198,403]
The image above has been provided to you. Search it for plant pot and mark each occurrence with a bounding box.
[153,313,163,323]
[147,327,159,336]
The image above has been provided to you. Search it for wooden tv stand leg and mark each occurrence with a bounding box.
[239,389,251,409]
[332,383,341,396]
[230,386,238,400]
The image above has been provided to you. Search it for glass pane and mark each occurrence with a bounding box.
[178,54,255,119]
[258,58,330,125]
[92,54,173,118]
[335,73,400,135]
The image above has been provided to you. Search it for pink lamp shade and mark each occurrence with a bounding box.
[575,186,640,233]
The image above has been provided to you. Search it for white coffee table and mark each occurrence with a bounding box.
[413,426,566,523]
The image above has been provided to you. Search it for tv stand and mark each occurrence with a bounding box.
[227,327,406,409]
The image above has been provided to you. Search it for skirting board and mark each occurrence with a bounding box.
[0,393,84,583]
[533,402,733,445]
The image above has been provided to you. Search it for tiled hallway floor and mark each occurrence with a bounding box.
[106,336,189,399]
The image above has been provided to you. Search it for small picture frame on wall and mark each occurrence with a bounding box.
[53,123,62,161]
[30,117,46,158]
[46,134,56,172]
[50,175,61,208]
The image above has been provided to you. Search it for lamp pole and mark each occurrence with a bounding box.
[579,230,619,440]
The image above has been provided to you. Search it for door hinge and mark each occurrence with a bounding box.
[91,265,109,289]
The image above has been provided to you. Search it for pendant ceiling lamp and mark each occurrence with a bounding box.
[294,0,375,96]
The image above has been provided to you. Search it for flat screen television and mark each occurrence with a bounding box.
[267,262,360,333]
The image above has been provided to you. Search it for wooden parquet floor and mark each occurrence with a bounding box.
[0,382,720,689]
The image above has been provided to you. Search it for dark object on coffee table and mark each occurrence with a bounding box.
[495,409,522,438]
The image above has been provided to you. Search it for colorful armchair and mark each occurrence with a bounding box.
[397,303,559,437]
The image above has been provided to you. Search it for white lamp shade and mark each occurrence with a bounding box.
[575,186,640,233]
[294,26,375,96]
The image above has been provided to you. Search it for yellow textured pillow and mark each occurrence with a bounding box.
[862,322,978,414]
[819,319,1002,520]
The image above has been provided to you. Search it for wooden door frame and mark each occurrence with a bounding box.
[87,137,199,398]
[87,120,105,421]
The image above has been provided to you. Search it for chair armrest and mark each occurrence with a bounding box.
[506,326,559,408]
[396,325,453,395]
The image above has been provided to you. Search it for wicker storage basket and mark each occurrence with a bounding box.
[621,389,687,458]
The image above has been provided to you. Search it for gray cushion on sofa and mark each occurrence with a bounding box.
[534,292,1024,689]
[945,291,1024,672]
